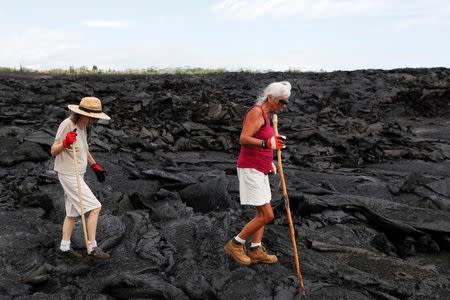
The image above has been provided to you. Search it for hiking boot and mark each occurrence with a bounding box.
[88,247,110,259]
[224,239,251,266]
[57,248,83,259]
[248,246,278,264]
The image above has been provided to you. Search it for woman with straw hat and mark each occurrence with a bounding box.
[51,96,111,259]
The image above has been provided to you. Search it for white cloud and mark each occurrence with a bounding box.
[393,1,450,30]
[211,0,450,23]
[212,0,388,20]
[0,28,83,69]
[82,20,132,28]
[396,16,439,31]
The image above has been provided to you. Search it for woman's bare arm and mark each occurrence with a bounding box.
[50,140,65,157]
[239,108,266,147]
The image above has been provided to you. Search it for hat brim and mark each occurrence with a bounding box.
[68,105,111,120]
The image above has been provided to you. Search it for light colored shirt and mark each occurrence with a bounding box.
[53,118,89,174]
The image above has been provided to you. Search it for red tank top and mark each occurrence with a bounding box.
[236,105,274,175]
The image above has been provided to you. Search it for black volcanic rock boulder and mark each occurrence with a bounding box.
[0,137,48,166]
[394,88,450,117]
[146,189,193,221]
[179,173,235,213]
[102,273,189,299]
[71,214,126,250]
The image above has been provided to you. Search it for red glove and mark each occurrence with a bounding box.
[63,130,77,148]
[91,163,106,183]
[263,135,286,149]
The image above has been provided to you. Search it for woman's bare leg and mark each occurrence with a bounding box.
[87,207,101,243]
[238,203,274,240]
[62,216,77,241]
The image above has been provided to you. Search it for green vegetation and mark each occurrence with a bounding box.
[0,65,317,75]
[0,65,34,73]
[0,65,231,75]
[286,67,302,73]
[172,67,227,74]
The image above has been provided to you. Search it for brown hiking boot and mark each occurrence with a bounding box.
[248,246,278,264]
[224,239,251,266]
[89,247,110,259]
[57,249,83,259]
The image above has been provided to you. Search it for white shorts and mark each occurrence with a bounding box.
[58,172,102,217]
[237,168,271,206]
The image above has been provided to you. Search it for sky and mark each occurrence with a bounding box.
[1,0,449,71]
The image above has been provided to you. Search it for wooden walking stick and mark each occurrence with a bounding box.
[273,114,306,297]
[71,129,91,255]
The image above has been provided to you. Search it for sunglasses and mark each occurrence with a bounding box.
[278,99,289,106]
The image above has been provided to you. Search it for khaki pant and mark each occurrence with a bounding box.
[58,172,102,217]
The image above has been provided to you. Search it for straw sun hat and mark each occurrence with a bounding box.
[68,97,111,120]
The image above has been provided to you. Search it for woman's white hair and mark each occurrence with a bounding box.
[256,81,292,104]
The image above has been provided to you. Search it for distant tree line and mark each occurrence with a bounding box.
[0,65,234,75]
[0,65,312,75]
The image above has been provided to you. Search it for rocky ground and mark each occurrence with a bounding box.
[0,68,450,299]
